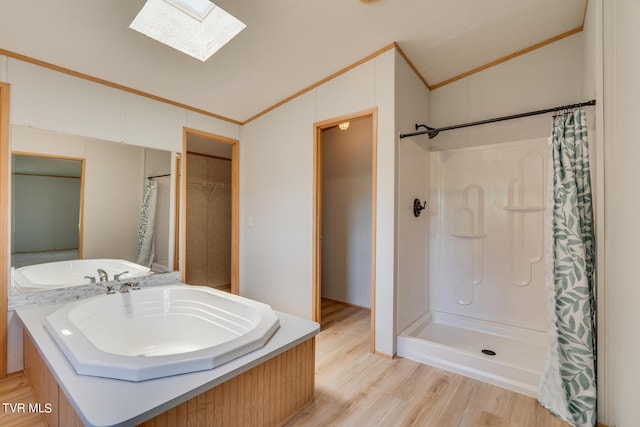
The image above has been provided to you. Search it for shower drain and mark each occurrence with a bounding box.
[481,349,497,356]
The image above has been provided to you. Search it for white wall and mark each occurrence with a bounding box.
[321,117,372,308]
[396,141,429,333]
[602,1,640,425]
[395,52,430,334]
[240,49,397,355]
[3,58,239,152]
[429,33,585,151]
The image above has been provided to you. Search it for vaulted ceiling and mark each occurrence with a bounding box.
[0,0,587,123]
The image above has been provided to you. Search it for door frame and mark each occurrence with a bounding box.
[0,82,9,377]
[313,108,377,353]
[181,128,239,294]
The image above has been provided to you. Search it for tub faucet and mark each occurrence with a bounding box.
[119,282,140,293]
[114,271,129,281]
[94,281,115,294]
[97,269,109,283]
[94,269,115,294]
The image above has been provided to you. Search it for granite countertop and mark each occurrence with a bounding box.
[17,285,319,427]
[9,271,182,311]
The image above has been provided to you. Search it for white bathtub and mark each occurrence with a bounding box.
[44,284,280,381]
[12,259,151,290]
[397,311,547,397]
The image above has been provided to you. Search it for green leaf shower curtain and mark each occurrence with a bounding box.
[136,178,157,267]
[538,109,596,426]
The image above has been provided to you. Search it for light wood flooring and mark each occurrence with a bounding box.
[0,372,46,427]
[0,299,570,427]
[285,299,570,427]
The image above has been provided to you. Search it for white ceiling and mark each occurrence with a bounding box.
[0,0,587,123]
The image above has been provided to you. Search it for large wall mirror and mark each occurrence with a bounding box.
[10,125,179,294]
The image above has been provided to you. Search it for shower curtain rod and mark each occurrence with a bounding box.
[147,173,170,179]
[399,99,596,140]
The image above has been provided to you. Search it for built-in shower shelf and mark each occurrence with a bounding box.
[503,206,545,213]
[451,232,487,239]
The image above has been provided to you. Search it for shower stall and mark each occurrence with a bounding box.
[396,137,550,397]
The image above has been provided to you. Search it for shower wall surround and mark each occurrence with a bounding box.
[430,138,549,331]
[396,140,429,333]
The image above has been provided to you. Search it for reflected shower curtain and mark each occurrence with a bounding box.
[136,178,157,267]
[538,110,596,427]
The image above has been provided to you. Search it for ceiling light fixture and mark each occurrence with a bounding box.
[338,122,350,131]
[130,0,246,62]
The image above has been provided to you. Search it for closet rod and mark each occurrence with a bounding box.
[399,99,596,140]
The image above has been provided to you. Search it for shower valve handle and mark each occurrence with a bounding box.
[413,199,427,217]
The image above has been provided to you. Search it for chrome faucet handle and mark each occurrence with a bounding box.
[118,282,140,293]
[114,271,130,281]
[93,271,114,294]
[84,275,96,284]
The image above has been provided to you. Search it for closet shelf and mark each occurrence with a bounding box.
[187,182,231,188]
[451,232,487,239]
[503,206,546,213]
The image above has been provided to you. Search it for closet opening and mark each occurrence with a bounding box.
[182,129,239,294]
[313,109,377,352]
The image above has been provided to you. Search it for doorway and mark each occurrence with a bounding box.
[11,153,84,267]
[182,128,238,294]
[313,109,377,352]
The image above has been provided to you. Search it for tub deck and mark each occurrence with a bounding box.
[18,300,318,427]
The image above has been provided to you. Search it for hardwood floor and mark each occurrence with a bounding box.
[286,299,570,427]
[0,372,46,427]
[0,299,569,427]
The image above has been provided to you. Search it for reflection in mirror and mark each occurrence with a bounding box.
[185,135,233,293]
[10,125,178,294]
[12,154,83,267]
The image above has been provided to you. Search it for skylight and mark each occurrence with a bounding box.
[164,0,214,21]
[130,0,246,62]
